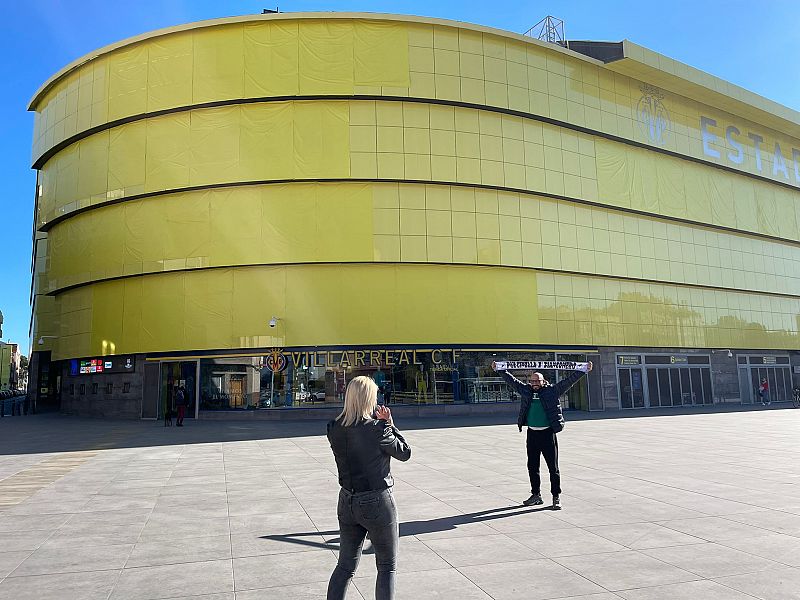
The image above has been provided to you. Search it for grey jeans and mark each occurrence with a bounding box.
[327,487,398,600]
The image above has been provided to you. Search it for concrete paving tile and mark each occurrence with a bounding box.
[11,542,133,576]
[0,513,72,532]
[80,496,158,513]
[509,526,627,557]
[354,537,450,574]
[714,567,800,600]
[642,542,781,578]
[0,569,120,600]
[716,532,800,567]
[585,523,708,550]
[233,549,336,591]
[422,533,539,567]
[126,535,232,568]
[157,595,233,600]
[110,559,234,600]
[3,500,90,515]
[656,516,773,542]
[353,568,492,600]
[0,550,31,578]
[231,530,331,558]
[724,509,800,536]
[459,557,605,599]
[0,529,54,551]
[615,579,759,599]
[229,512,316,535]
[138,516,230,542]
[555,550,700,591]
[234,580,361,599]
[47,523,144,547]
[65,509,152,528]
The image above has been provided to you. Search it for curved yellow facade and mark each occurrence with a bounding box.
[29,12,800,371]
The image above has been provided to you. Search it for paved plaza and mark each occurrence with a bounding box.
[1,408,800,599]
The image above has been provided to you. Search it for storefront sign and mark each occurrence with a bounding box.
[70,355,135,376]
[617,355,641,366]
[700,116,800,185]
[670,356,688,364]
[267,348,459,370]
[265,349,288,373]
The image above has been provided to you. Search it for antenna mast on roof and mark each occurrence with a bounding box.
[524,16,566,46]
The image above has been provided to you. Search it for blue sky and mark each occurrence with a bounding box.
[1,0,798,352]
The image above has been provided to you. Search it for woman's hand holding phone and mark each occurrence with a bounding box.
[375,405,392,426]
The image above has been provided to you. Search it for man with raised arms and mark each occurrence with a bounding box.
[492,360,593,509]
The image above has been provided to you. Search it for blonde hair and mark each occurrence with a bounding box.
[337,376,378,426]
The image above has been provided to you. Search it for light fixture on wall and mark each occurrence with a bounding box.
[269,316,280,328]
[37,336,58,346]
[712,349,733,358]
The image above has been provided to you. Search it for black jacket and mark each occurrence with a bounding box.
[327,418,412,493]
[500,370,587,433]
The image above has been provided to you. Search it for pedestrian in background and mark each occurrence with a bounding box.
[175,385,189,426]
[759,378,770,405]
[326,376,411,600]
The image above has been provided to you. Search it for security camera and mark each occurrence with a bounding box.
[269,317,279,328]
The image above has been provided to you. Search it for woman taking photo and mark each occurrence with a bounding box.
[326,376,412,600]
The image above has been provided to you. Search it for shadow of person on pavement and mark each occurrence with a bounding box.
[261,503,554,552]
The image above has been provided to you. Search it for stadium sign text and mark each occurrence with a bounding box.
[700,116,800,184]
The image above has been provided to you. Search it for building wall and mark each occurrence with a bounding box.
[59,354,145,418]
[0,343,11,390]
[28,14,800,364]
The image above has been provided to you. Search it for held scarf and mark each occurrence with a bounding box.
[494,360,590,372]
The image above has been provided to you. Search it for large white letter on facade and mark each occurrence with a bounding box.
[773,143,789,179]
[700,116,720,158]
[726,126,743,164]
[793,149,800,183]
[748,133,764,171]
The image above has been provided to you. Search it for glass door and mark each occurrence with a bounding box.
[556,353,590,411]
[160,361,198,421]
[618,367,645,408]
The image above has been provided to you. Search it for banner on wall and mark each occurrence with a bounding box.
[494,360,590,372]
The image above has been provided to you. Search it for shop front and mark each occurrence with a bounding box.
[195,347,596,414]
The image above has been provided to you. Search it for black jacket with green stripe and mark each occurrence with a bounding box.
[499,370,586,433]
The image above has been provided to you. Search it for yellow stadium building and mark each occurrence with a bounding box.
[26,12,800,419]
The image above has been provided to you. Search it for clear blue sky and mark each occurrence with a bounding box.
[1,0,798,353]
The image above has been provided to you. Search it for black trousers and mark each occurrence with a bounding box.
[328,488,398,600]
[526,428,561,496]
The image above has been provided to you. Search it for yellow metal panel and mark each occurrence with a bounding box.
[239,102,294,179]
[55,144,80,210]
[189,106,242,186]
[91,283,124,355]
[353,20,409,87]
[244,21,299,97]
[192,25,244,103]
[298,20,354,94]
[107,44,148,121]
[293,101,350,178]
[139,272,185,351]
[184,269,234,348]
[147,32,193,112]
[107,122,146,196]
[76,131,109,201]
[145,112,191,191]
